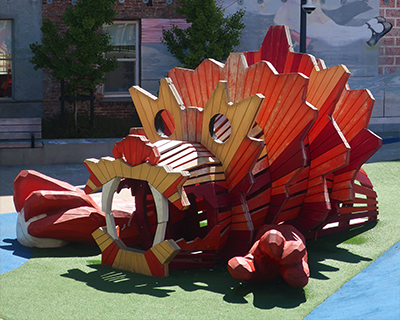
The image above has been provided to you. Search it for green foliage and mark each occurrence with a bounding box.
[162,0,245,70]
[29,0,119,96]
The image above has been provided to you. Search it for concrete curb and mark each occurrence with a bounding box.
[0,138,119,166]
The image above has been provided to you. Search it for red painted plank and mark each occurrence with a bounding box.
[102,242,119,267]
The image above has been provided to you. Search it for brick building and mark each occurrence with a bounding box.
[373,0,400,133]
[1,0,399,135]
[0,0,43,118]
[41,0,186,120]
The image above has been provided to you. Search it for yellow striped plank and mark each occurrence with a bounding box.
[201,82,263,172]
[84,158,108,185]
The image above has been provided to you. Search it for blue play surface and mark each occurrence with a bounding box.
[0,212,32,274]
[1,212,399,319]
[305,240,400,320]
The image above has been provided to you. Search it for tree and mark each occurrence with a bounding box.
[162,0,245,70]
[30,0,119,128]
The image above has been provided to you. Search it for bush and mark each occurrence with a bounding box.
[162,0,245,69]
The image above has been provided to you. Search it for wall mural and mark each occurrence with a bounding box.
[141,19,190,95]
[275,0,391,47]
[220,0,399,132]
[221,0,391,71]
[138,1,398,131]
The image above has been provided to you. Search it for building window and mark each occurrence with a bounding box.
[103,21,139,97]
[0,20,12,99]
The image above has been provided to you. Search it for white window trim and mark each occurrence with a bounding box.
[103,20,139,98]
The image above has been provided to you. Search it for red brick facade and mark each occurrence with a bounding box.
[379,0,400,74]
[42,0,181,119]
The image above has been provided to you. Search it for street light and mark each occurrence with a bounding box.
[300,0,316,53]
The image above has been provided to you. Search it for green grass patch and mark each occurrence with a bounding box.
[342,234,368,245]
[86,259,102,265]
[1,161,399,320]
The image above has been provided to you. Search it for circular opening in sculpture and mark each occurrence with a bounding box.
[155,109,175,138]
[209,114,231,144]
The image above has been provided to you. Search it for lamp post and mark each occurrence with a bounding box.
[300,0,316,53]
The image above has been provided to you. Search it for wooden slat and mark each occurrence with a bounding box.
[0,124,41,133]
[0,118,41,125]
[243,25,290,73]
[84,156,190,210]
[84,158,108,185]
[169,59,224,109]
[307,65,350,144]
[225,137,264,192]
[180,106,203,142]
[0,118,42,143]
[0,140,43,148]
[129,78,184,143]
[201,81,263,176]
[224,53,248,103]
[333,88,374,141]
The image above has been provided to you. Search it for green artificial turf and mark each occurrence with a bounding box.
[1,161,399,320]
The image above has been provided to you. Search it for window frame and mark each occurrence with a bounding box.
[103,20,140,98]
[0,19,13,99]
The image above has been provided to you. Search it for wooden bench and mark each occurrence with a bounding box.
[0,118,43,148]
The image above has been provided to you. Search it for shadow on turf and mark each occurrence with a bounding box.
[306,221,376,280]
[55,222,376,310]
[60,263,307,309]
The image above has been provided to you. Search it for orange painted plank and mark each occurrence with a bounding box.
[225,137,264,191]
[102,242,120,267]
[230,221,252,231]
[267,102,316,164]
[353,184,377,198]
[347,198,378,205]
[331,180,352,192]
[333,171,355,183]
[144,250,166,277]
[305,181,325,197]
[261,74,308,152]
[303,193,328,203]
[169,59,224,109]
[308,65,349,111]
[340,205,378,215]
[333,89,373,142]
[331,189,352,201]
[288,178,309,195]
[251,154,270,176]
[309,150,349,180]
[275,207,302,224]
[218,210,232,222]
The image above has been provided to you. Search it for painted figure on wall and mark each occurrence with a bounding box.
[222,0,392,49]
[274,0,392,47]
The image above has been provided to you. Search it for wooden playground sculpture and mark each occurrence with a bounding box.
[14,26,381,288]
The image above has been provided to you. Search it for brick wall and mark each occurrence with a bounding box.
[379,0,400,74]
[42,0,181,119]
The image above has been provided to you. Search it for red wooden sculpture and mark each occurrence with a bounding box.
[14,25,381,288]
[228,224,309,288]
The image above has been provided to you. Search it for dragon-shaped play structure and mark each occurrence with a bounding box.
[14,26,381,288]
